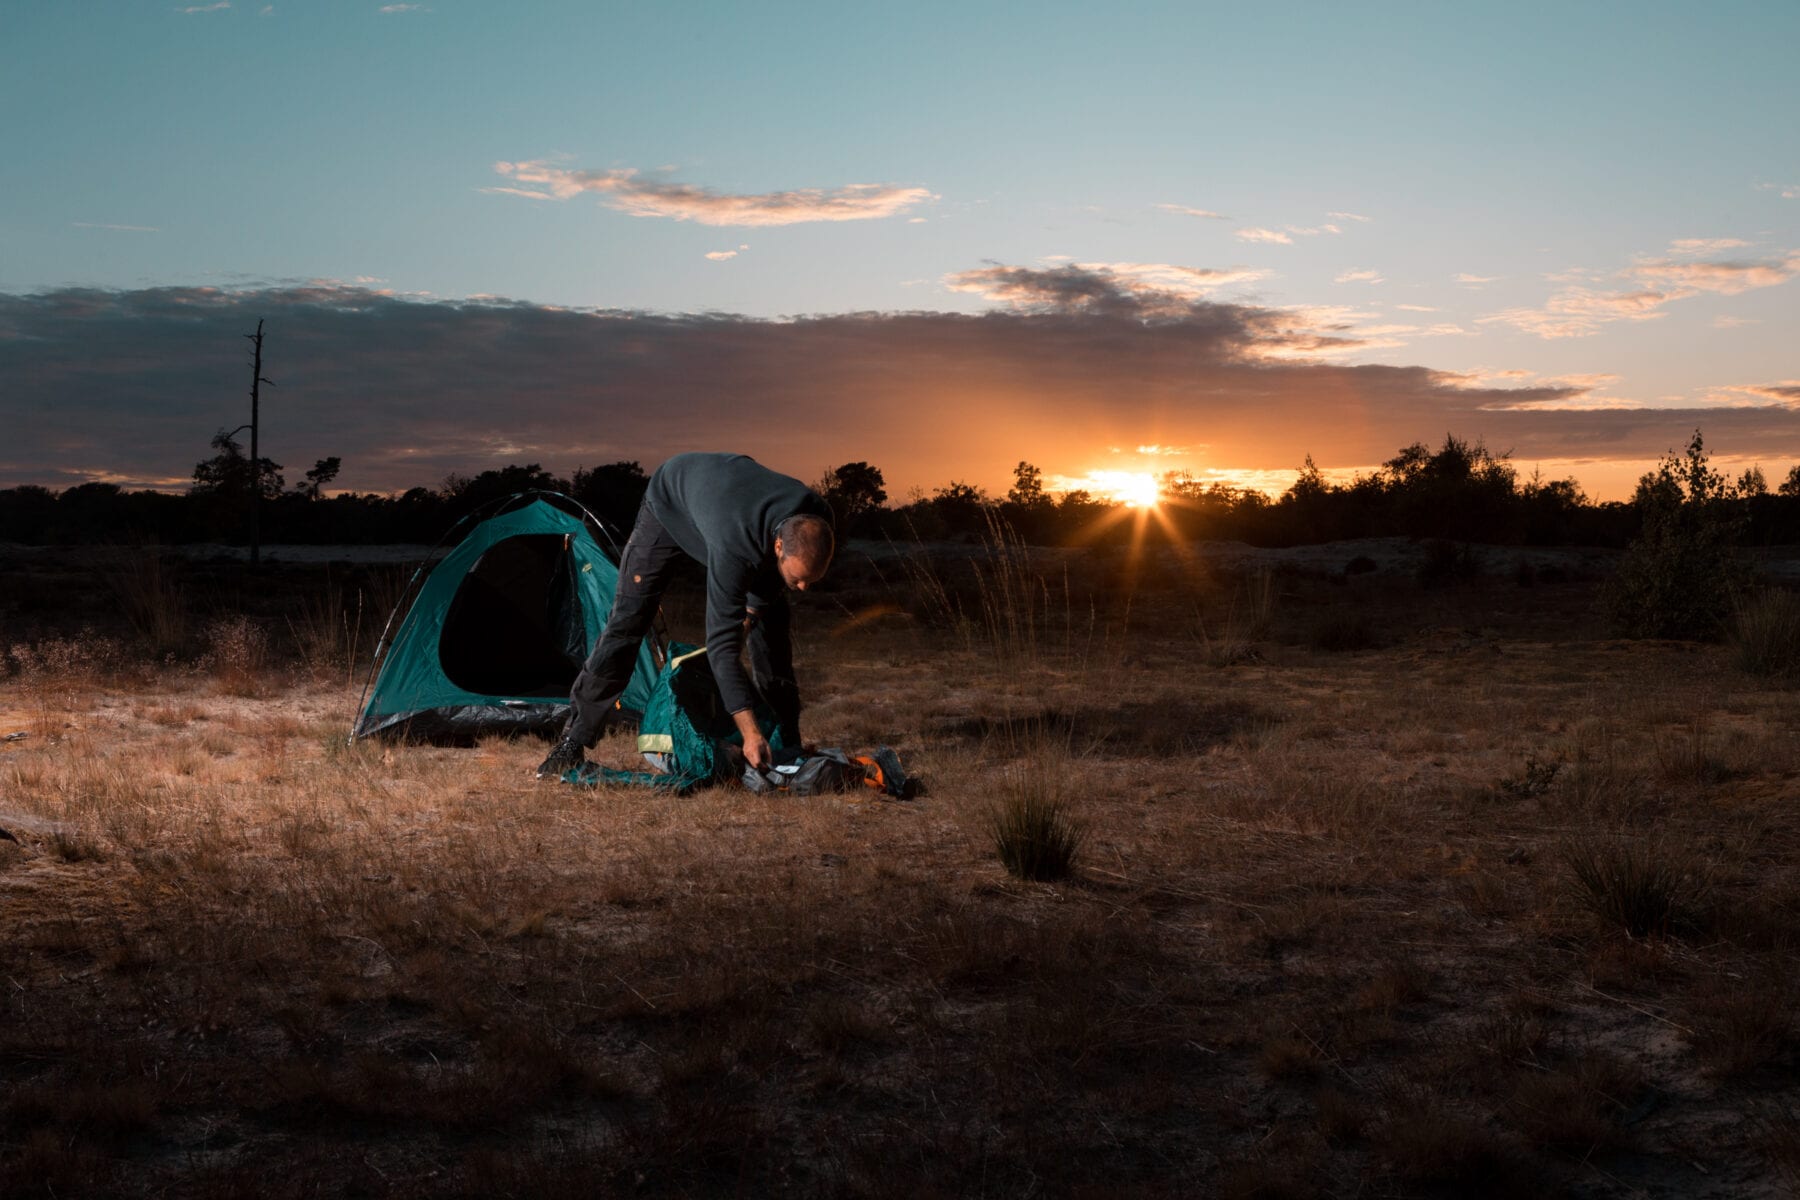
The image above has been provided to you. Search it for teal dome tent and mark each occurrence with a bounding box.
[353,495,662,742]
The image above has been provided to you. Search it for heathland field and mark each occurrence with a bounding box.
[3,540,1799,1198]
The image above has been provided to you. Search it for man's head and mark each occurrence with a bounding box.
[773,514,834,591]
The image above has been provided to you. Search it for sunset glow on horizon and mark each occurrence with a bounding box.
[3,2,1797,502]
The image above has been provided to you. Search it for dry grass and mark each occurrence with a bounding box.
[1,553,1797,1196]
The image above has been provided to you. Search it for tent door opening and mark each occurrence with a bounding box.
[438,533,587,698]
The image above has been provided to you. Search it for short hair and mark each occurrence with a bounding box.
[777,513,835,568]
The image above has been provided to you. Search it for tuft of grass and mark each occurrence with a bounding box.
[287,570,367,683]
[1653,716,1729,786]
[92,546,188,655]
[1685,971,1799,1077]
[1563,833,1706,938]
[1732,588,1800,678]
[1504,1052,1647,1154]
[984,763,1085,882]
[49,828,108,863]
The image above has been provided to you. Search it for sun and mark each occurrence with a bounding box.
[1093,470,1161,509]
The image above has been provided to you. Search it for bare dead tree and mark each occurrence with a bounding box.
[244,319,275,565]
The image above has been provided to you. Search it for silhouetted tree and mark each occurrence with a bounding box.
[299,457,341,500]
[815,461,888,535]
[439,464,569,522]
[191,430,285,500]
[1007,461,1047,507]
[571,460,650,538]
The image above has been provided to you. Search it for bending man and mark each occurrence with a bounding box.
[538,452,835,778]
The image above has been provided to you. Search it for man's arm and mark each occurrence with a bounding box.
[703,561,772,766]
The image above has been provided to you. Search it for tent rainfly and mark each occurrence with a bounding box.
[353,497,661,742]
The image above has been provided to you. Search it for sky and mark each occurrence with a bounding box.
[4,0,1798,504]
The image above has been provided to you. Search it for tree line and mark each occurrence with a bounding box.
[7,430,1800,550]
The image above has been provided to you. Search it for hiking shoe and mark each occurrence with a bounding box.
[535,733,587,780]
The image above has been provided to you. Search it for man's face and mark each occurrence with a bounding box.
[774,537,829,591]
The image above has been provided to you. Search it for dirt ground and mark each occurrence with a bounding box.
[3,543,1799,1197]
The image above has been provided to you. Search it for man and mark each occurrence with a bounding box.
[537,452,835,779]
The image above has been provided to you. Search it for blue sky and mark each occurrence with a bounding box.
[4,1,1798,499]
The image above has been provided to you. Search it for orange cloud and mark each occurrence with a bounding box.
[487,161,934,226]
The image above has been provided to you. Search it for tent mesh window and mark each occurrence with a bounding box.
[438,534,586,698]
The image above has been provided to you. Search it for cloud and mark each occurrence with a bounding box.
[1758,182,1800,199]
[1629,255,1800,295]
[1395,304,1438,312]
[8,280,1800,498]
[1135,444,1193,456]
[1668,238,1749,256]
[176,2,229,11]
[1327,211,1373,223]
[944,262,1271,316]
[1484,252,1800,338]
[705,244,749,261]
[1713,314,1760,328]
[1156,204,1230,220]
[488,161,934,227]
[1725,382,1800,404]
[1334,269,1382,284]
[379,3,427,10]
[72,222,159,233]
[1455,273,1500,285]
[1236,221,1344,245]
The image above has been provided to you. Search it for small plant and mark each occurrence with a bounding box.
[202,616,271,696]
[1732,588,1800,678]
[985,771,1084,882]
[1563,834,1705,938]
[1497,755,1560,798]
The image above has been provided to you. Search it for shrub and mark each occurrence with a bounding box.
[202,616,271,696]
[1732,588,1800,678]
[1605,431,1749,639]
[1416,539,1480,588]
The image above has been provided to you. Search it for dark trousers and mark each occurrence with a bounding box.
[567,502,684,747]
[566,503,802,747]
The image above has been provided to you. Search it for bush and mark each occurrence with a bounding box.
[1416,539,1480,588]
[1605,431,1749,639]
[1732,589,1800,678]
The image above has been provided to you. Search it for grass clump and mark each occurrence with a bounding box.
[1732,588,1800,678]
[985,772,1085,882]
[1563,834,1706,938]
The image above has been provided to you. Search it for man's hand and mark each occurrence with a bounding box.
[732,709,771,769]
